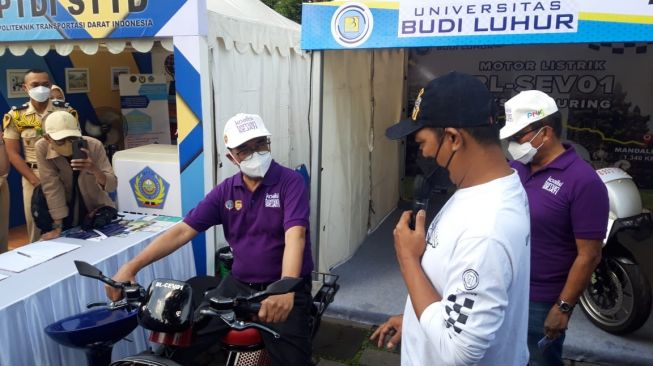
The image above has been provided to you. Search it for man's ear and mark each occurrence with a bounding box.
[225,150,238,165]
[445,128,463,150]
[540,125,553,143]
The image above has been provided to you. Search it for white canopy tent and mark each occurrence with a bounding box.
[0,39,174,57]
[207,0,311,178]
[312,49,406,271]
[208,0,405,271]
[0,0,316,272]
[204,0,315,258]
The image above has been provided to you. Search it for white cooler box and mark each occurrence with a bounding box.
[112,144,182,216]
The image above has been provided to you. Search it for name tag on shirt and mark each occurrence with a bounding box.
[265,193,280,208]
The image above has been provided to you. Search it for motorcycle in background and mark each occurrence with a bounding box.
[579,167,653,334]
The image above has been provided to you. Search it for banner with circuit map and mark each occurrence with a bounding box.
[407,43,653,188]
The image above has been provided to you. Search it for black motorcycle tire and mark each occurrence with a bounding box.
[579,257,652,334]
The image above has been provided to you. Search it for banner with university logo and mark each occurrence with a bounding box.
[0,0,197,42]
[302,0,653,50]
[407,43,653,188]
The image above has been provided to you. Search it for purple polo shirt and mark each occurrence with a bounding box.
[184,160,313,283]
[511,144,608,302]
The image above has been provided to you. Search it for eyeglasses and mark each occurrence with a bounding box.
[509,122,546,142]
[232,138,270,161]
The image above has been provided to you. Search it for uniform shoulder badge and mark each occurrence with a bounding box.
[68,108,78,121]
[2,113,11,129]
[10,104,29,111]
[52,100,70,108]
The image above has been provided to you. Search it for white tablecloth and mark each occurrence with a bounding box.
[0,225,196,366]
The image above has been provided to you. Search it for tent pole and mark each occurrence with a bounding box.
[310,50,325,272]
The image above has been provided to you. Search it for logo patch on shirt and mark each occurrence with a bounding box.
[225,200,234,210]
[265,193,280,208]
[426,212,443,249]
[235,200,243,211]
[426,225,439,249]
[462,269,479,291]
[542,176,564,195]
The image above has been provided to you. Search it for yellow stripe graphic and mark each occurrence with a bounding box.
[176,95,198,143]
[567,125,645,146]
[580,12,653,25]
[312,1,399,10]
[58,0,133,38]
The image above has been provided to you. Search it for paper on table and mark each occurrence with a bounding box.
[0,242,81,273]
[0,273,7,281]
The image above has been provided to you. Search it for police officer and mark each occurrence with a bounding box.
[2,69,77,243]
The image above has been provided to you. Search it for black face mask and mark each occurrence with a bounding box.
[427,132,456,190]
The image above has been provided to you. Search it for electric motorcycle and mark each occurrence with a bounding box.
[45,260,339,366]
[578,167,653,334]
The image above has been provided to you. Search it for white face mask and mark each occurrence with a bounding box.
[28,86,51,103]
[507,128,545,164]
[238,151,272,178]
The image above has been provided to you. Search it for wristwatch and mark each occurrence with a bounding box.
[557,299,574,313]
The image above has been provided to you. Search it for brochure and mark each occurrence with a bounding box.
[0,242,81,273]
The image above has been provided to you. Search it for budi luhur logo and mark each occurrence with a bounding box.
[331,2,374,48]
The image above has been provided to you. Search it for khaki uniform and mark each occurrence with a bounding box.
[3,101,77,242]
[35,136,116,225]
[0,175,8,253]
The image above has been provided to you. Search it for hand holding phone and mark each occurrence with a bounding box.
[409,199,428,230]
[72,139,88,160]
[538,335,555,351]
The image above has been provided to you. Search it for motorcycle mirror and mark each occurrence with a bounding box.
[75,260,104,279]
[74,260,124,289]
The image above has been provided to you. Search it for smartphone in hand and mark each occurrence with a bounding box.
[538,335,555,351]
[72,139,88,160]
[409,199,428,230]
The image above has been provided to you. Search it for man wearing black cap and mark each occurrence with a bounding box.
[370,72,531,365]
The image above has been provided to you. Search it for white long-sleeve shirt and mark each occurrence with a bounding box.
[402,171,530,366]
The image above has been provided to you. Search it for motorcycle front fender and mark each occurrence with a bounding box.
[602,240,637,265]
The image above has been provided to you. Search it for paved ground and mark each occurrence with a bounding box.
[313,316,604,366]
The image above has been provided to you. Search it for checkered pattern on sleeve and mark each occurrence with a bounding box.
[444,294,475,334]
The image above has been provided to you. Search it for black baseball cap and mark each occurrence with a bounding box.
[386,71,496,140]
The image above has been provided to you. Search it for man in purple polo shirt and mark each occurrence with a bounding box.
[500,90,608,366]
[107,113,314,366]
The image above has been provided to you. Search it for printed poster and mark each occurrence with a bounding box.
[407,43,653,190]
[119,74,171,148]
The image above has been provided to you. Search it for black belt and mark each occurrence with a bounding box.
[243,275,311,292]
[27,162,38,169]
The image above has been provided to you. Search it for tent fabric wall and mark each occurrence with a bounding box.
[206,3,311,248]
[318,49,405,271]
[209,38,311,176]
[207,0,301,55]
[369,49,404,232]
